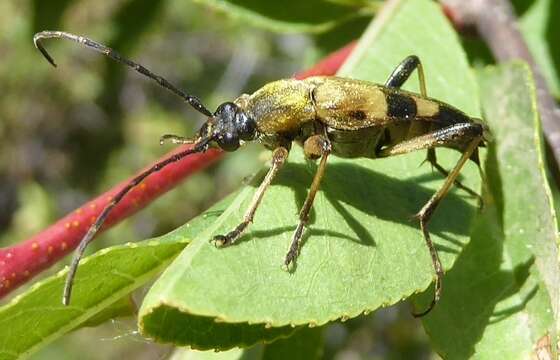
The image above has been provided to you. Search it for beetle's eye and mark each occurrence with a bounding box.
[215,102,237,117]
[217,132,240,151]
[236,112,256,141]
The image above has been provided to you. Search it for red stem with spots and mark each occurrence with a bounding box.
[0,146,222,298]
[0,42,356,299]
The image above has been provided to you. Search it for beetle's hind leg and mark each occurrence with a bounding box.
[385,55,427,97]
[284,134,332,269]
[426,149,483,207]
[213,147,289,247]
[413,138,482,317]
[377,123,484,316]
[385,57,484,208]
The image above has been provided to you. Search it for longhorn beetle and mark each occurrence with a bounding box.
[34,31,489,316]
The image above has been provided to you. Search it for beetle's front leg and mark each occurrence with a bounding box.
[284,134,332,269]
[213,146,289,247]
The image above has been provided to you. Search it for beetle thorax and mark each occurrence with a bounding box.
[241,79,316,135]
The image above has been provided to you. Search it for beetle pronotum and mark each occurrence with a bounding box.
[34,31,489,316]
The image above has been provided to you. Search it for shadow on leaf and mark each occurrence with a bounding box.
[269,160,476,253]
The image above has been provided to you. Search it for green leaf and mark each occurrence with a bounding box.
[140,303,296,350]
[140,0,482,349]
[191,0,374,33]
[420,63,558,358]
[79,295,136,328]
[0,242,183,360]
[169,327,323,359]
[261,327,323,359]
[0,199,228,360]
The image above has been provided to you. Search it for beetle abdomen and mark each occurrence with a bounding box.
[327,127,383,158]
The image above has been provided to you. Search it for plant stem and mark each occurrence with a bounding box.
[443,0,560,178]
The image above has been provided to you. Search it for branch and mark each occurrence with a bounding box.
[443,0,560,173]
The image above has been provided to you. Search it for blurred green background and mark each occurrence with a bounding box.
[0,0,433,359]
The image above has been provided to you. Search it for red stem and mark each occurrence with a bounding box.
[0,42,356,299]
[295,41,356,80]
[0,146,222,298]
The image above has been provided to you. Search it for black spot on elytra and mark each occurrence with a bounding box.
[386,92,417,119]
[348,110,367,121]
[437,105,471,125]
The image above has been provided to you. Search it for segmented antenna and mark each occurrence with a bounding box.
[33,31,213,117]
[62,139,210,305]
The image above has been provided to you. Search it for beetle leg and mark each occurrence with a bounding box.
[377,123,483,158]
[284,135,332,269]
[426,148,483,206]
[377,123,483,316]
[385,55,427,97]
[213,147,289,247]
[413,137,482,317]
[303,132,328,160]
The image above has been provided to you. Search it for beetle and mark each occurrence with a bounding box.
[34,31,489,316]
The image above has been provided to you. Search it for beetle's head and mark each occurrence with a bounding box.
[159,102,257,153]
[200,102,257,151]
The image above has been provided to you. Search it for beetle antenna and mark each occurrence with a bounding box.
[33,31,213,117]
[62,138,211,306]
